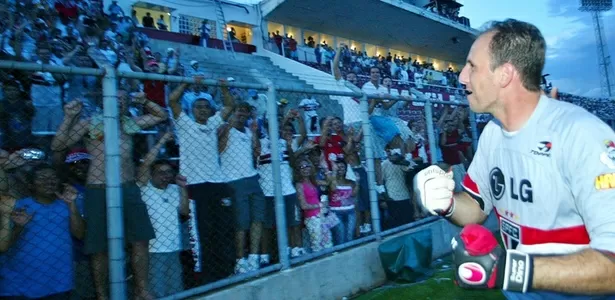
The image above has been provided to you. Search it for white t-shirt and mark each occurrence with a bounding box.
[381,159,411,201]
[361,81,390,116]
[174,112,225,184]
[220,127,258,182]
[333,79,361,124]
[257,137,296,196]
[246,95,268,119]
[141,182,183,253]
[299,98,320,118]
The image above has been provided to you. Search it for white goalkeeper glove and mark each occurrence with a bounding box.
[413,165,456,217]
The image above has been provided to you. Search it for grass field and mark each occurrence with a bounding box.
[354,253,506,299]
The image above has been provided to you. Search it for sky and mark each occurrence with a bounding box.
[458,0,615,97]
[230,0,614,97]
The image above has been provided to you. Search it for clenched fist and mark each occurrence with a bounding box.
[413,165,456,217]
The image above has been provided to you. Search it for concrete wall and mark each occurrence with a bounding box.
[196,213,499,300]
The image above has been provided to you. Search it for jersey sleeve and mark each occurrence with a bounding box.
[564,116,615,252]
[461,122,493,216]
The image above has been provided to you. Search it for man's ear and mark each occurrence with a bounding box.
[497,63,515,88]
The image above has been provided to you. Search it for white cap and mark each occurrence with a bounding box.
[190,60,198,66]
[227,77,235,82]
[167,48,175,53]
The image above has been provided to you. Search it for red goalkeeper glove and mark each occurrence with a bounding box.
[451,224,534,293]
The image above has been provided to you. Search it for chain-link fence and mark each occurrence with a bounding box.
[0,58,476,300]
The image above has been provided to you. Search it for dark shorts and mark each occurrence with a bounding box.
[264,194,302,228]
[83,183,156,255]
[354,166,371,212]
[227,175,267,231]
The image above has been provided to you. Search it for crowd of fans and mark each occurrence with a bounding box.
[0,1,613,299]
[268,33,462,89]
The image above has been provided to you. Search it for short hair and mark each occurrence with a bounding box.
[234,101,253,112]
[482,19,546,92]
[150,159,173,174]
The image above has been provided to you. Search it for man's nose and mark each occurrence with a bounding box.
[459,66,470,85]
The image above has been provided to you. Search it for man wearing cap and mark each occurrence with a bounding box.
[182,84,214,117]
[169,75,237,282]
[63,149,96,299]
[186,60,205,78]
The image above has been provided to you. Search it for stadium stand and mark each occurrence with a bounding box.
[0,0,613,299]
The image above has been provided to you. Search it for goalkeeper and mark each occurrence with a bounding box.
[414,19,615,299]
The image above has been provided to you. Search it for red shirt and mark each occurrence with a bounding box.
[289,39,297,51]
[143,80,166,108]
[315,135,345,169]
[440,130,462,165]
[411,138,431,163]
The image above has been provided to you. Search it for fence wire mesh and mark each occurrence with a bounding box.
[0,3,477,296]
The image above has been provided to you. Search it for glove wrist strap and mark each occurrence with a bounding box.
[502,250,534,293]
[444,197,455,218]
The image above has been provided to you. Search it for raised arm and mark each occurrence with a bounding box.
[217,123,232,154]
[51,101,89,152]
[219,79,235,121]
[169,81,190,119]
[250,121,261,161]
[133,92,168,129]
[137,132,173,186]
[176,175,190,218]
[332,44,343,80]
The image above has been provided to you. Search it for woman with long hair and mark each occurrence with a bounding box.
[329,160,357,245]
[294,159,334,253]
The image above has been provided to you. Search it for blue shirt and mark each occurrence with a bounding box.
[0,197,74,297]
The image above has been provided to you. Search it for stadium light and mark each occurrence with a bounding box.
[579,0,612,11]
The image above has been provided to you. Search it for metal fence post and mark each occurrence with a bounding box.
[424,98,437,165]
[359,94,382,237]
[468,110,479,151]
[102,66,127,300]
[267,84,290,269]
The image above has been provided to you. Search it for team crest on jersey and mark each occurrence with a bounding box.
[530,141,552,157]
[500,218,521,250]
[600,140,615,169]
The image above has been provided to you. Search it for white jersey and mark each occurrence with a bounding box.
[462,95,615,256]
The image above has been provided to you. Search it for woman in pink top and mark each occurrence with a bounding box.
[295,159,334,252]
[329,160,358,245]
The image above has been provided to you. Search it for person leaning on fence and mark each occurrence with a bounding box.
[136,131,189,298]
[218,102,268,274]
[50,91,168,300]
[0,164,84,299]
[168,75,237,283]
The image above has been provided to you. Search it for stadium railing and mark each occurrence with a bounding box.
[0,59,477,300]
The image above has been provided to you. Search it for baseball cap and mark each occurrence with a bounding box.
[190,60,198,66]
[248,89,257,97]
[196,94,213,102]
[227,77,235,82]
[65,149,91,163]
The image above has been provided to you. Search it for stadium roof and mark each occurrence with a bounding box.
[262,0,479,63]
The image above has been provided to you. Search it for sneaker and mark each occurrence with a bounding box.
[247,254,260,271]
[259,254,270,266]
[291,247,301,258]
[365,223,372,233]
[234,258,249,274]
[359,224,367,234]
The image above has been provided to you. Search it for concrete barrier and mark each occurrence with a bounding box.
[196,213,499,300]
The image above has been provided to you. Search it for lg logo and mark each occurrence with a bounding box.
[489,167,533,203]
